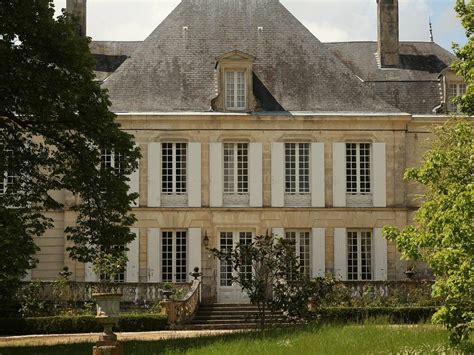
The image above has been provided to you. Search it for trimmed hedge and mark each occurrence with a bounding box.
[314,306,438,324]
[0,314,168,336]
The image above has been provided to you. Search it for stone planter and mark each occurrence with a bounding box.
[92,293,123,355]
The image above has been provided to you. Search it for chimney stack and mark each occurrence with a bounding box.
[66,0,87,37]
[377,0,399,68]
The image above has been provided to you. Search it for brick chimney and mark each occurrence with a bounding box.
[377,0,399,68]
[66,0,87,37]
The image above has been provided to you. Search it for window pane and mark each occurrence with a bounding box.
[236,72,245,108]
[226,71,235,108]
[239,232,252,282]
[220,232,233,286]
[285,143,296,193]
[237,143,248,194]
[161,231,173,282]
[346,143,357,194]
[162,143,173,194]
[175,231,187,282]
[299,144,310,193]
[360,231,372,280]
[175,143,187,194]
[223,143,235,193]
[347,231,358,281]
[359,143,371,194]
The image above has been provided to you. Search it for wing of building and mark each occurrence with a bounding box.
[28,0,465,304]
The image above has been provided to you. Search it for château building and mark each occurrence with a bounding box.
[27,0,464,303]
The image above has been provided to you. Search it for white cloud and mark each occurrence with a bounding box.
[53,0,458,47]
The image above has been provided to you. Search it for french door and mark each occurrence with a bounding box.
[217,231,253,304]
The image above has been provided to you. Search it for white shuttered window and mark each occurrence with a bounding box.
[285,143,310,206]
[161,230,187,283]
[161,143,187,206]
[347,230,373,281]
[346,143,372,207]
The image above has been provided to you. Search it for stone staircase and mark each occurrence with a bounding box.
[184,304,286,330]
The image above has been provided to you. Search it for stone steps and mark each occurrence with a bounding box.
[184,304,286,330]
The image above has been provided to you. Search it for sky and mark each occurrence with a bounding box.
[53,0,467,52]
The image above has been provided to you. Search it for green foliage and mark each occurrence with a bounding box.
[0,313,167,336]
[211,234,314,328]
[384,119,474,343]
[0,0,140,302]
[18,281,47,318]
[452,0,474,115]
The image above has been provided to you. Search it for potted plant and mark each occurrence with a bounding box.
[162,282,174,300]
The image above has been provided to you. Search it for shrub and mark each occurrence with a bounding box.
[0,313,168,336]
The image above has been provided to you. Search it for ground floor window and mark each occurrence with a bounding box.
[219,231,252,286]
[162,230,187,282]
[285,230,311,277]
[347,230,372,280]
[99,245,126,283]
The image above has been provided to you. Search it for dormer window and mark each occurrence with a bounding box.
[225,71,246,110]
[212,50,257,112]
[439,68,467,114]
[448,83,466,113]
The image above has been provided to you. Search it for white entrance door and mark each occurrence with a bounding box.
[217,231,253,304]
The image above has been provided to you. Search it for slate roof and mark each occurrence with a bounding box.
[99,0,399,113]
[325,42,455,114]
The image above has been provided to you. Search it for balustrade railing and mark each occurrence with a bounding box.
[160,279,201,328]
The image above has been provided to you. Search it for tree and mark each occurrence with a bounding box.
[0,0,140,310]
[451,0,473,115]
[384,119,473,343]
[210,234,313,330]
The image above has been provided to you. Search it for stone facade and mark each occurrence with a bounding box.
[29,113,446,303]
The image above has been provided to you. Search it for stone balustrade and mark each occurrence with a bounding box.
[160,279,201,329]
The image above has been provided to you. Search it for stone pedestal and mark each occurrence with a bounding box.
[93,340,123,355]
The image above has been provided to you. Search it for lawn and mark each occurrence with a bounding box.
[0,324,471,355]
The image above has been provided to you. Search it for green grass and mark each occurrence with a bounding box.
[0,324,472,355]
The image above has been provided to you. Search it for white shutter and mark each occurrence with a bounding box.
[85,262,96,282]
[373,143,387,207]
[188,142,202,207]
[311,228,325,278]
[188,228,202,281]
[271,228,284,239]
[373,228,388,281]
[311,143,325,207]
[129,157,140,208]
[126,228,139,283]
[209,143,223,207]
[249,143,263,207]
[271,142,284,207]
[147,142,161,207]
[333,228,347,280]
[333,143,346,207]
[147,228,161,282]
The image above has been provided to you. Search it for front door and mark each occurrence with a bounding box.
[217,231,253,304]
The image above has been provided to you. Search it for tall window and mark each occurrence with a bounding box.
[285,230,311,277]
[448,83,466,112]
[347,230,372,281]
[0,149,17,195]
[162,143,187,195]
[285,143,310,206]
[161,230,187,283]
[101,149,124,174]
[223,143,249,205]
[346,143,371,206]
[225,71,246,110]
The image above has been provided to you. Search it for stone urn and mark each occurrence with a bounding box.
[92,293,123,355]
